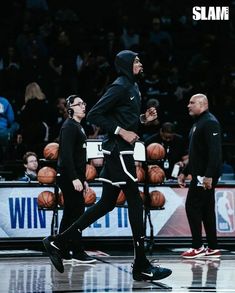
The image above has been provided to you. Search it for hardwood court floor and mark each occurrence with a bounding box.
[0,248,235,293]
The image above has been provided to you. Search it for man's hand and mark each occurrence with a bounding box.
[119,128,139,144]
[203,177,213,190]
[175,161,185,168]
[72,178,83,191]
[178,173,186,188]
[145,107,158,122]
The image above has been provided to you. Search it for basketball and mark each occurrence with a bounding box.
[84,187,96,206]
[37,166,57,184]
[116,190,126,205]
[90,158,104,167]
[37,190,56,208]
[136,166,145,182]
[150,190,165,208]
[147,143,165,160]
[86,164,97,181]
[43,142,59,160]
[148,165,165,183]
[58,191,64,207]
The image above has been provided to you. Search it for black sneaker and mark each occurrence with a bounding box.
[61,251,73,265]
[72,251,96,264]
[61,251,72,260]
[42,236,64,273]
[132,262,172,281]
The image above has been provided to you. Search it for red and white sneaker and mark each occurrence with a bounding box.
[205,248,221,258]
[181,246,206,259]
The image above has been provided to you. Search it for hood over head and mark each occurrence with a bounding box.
[115,50,138,81]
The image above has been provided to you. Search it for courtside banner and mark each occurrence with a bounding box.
[0,186,234,238]
[0,187,54,237]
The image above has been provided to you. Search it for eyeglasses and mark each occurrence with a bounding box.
[71,102,87,107]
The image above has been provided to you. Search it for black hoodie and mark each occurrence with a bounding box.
[87,50,141,152]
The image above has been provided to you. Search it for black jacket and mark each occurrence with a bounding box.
[87,50,141,152]
[57,118,87,182]
[186,110,222,179]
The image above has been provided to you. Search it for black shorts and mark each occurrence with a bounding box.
[96,146,137,186]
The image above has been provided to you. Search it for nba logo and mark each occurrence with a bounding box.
[216,190,235,233]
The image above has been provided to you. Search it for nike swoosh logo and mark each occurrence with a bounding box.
[141,272,153,277]
[50,241,60,250]
[213,133,218,136]
[130,96,135,100]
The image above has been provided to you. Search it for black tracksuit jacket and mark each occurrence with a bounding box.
[186,110,222,180]
[57,118,87,182]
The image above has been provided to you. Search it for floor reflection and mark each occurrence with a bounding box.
[0,255,234,293]
[182,259,220,291]
[0,259,52,293]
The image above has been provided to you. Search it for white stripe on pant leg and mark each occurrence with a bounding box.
[119,154,138,182]
[95,177,126,186]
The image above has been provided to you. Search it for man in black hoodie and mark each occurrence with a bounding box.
[178,94,222,259]
[43,50,172,281]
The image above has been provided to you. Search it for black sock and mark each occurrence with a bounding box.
[54,225,82,251]
[133,236,149,267]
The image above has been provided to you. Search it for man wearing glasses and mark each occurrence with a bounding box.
[56,94,96,264]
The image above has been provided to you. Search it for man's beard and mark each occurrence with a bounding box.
[135,69,144,81]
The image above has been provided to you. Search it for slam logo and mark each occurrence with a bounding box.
[192,6,229,20]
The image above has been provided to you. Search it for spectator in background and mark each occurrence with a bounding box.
[18,151,38,181]
[49,97,68,142]
[139,98,160,140]
[48,29,79,98]
[17,82,50,157]
[26,0,48,12]
[221,150,234,176]
[19,27,49,90]
[221,161,234,175]
[0,45,23,110]
[0,96,19,162]
[25,0,49,27]
[103,31,122,63]
[145,122,188,179]
[148,17,173,64]
[120,24,140,50]
[149,17,173,47]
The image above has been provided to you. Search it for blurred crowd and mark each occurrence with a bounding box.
[0,0,235,176]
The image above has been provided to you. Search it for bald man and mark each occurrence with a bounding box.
[178,93,222,258]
